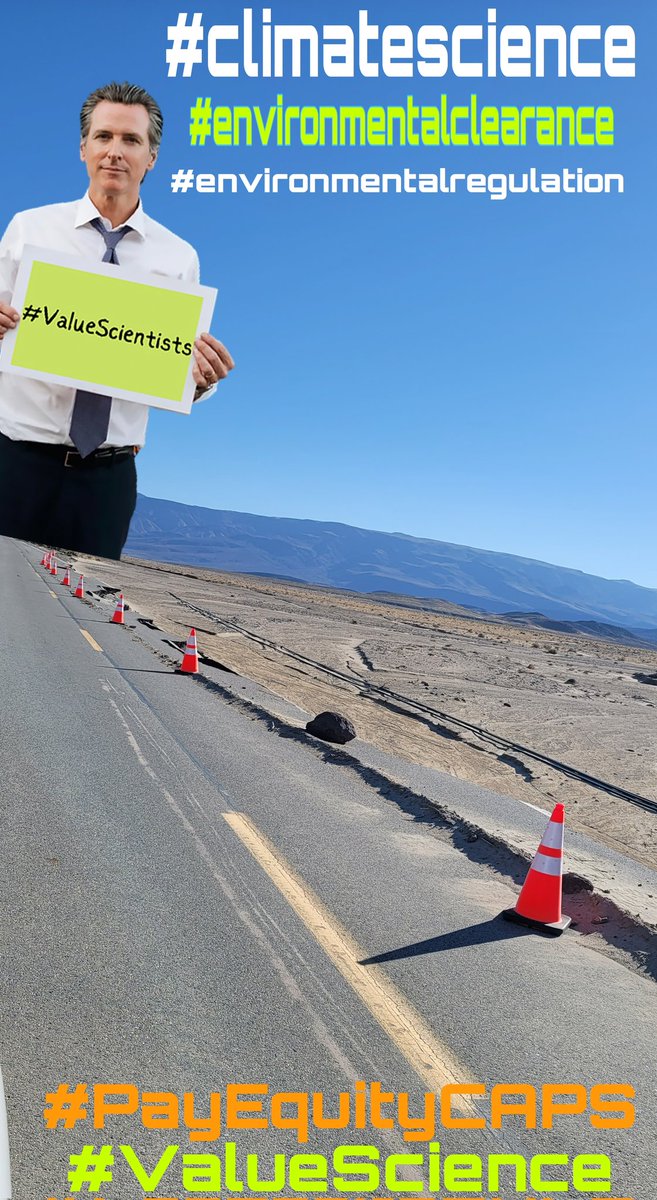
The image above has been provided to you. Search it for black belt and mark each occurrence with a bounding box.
[9,439,137,468]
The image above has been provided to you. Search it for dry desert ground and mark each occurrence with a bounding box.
[73,554,657,870]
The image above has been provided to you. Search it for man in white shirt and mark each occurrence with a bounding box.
[0,81,234,559]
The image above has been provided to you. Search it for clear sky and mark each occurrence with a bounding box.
[2,2,655,586]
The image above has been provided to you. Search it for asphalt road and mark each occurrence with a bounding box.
[1,536,656,1200]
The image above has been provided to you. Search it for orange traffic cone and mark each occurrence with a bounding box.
[61,564,71,586]
[110,594,125,624]
[40,551,47,566]
[50,556,58,577]
[75,574,85,599]
[502,803,571,935]
[176,628,199,675]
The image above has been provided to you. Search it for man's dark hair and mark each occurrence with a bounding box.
[80,82,163,152]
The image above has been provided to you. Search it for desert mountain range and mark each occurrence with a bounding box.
[126,494,657,637]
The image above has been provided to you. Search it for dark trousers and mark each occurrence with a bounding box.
[0,433,137,560]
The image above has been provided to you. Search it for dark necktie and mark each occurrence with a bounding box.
[69,216,132,457]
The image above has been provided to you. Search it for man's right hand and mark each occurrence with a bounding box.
[0,302,19,340]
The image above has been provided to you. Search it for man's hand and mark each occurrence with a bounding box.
[192,332,235,399]
[0,302,19,341]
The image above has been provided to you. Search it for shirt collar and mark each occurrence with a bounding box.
[74,192,146,239]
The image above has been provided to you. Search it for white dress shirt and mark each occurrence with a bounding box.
[0,193,213,447]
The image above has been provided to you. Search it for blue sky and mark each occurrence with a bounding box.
[3,2,655,585]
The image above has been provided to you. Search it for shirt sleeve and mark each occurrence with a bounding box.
[185,245,218,405]
[0,214,21,305]
[184,247,201,286]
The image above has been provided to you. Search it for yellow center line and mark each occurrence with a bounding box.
[223,812,475,1111]
[49,589,56,598]
[80,628,103,653]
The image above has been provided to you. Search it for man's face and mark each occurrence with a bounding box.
[80,101,156,199]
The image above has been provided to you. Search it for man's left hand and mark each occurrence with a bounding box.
[192,332,235,398]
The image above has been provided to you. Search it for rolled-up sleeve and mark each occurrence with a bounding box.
[0,215,21,305]
[184,246,218,404]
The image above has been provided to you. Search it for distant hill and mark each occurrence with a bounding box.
[499,612,657,646]
[126,494,657,632]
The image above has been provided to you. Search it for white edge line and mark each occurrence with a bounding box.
[0,1067,12,1199]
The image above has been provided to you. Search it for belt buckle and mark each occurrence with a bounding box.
[64,450,78,468]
